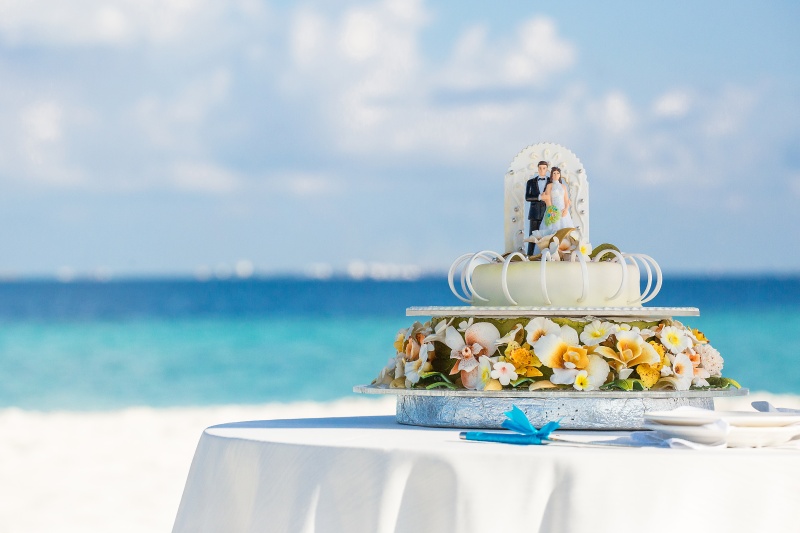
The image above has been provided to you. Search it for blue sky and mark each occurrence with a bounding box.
[0,0,798,278]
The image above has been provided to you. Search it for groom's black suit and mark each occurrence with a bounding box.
[525,175,549,255]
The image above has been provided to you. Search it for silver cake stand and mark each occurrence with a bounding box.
[355,306,748,430]
[353,385,748,430]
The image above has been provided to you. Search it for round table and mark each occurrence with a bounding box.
[172,415,800,533]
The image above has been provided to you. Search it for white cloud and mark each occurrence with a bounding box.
[0,0,785,205]
[0,0,268,46]
[134,69,231,150]
[339,10,383,61]
[290,9,326,67]
[170,161,240,193]
[21,101,62,142]
[269,173,341,197]
[595,91,636,134]
[440,17,575,90]
[652,90,692,118]
[11,100,88,186]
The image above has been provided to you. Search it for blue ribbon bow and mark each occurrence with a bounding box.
[460,406,560,445]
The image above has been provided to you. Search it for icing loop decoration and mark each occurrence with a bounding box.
[446,245,662,307]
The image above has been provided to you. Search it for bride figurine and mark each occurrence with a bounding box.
[539,167,574,234]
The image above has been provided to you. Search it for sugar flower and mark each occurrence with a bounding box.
[490,361,518,386]
[503,341,543,378]
[572,355,610,391]
[593,330,660,379]
[496,323,524,347]
[445,322,501,390]
[636,364,660,388]
[690,328,709,343]
[559,325,580,345]
[659,325,692,354]
[534,333,588,371]
[372,356,398,386]
[579,320,616,346]
[399,321,432,361]
[578,241,593,256]
[545,238,563,261]
[475,355,498,390]
[457,317,474,332]
[404,350,432,385]
[534,333,606,387]
[695,343,724,377]
[525,317,561,345]
[671,352,694,390]
[616,323,655,340]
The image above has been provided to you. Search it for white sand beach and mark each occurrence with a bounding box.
[0,393,797,533]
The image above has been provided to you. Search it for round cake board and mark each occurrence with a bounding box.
[354,385,748,430]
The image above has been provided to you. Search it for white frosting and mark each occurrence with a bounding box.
[448,251,662,307]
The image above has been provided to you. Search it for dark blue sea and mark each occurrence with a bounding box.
[0,275,798,410]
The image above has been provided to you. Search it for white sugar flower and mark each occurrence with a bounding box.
[490,361,518,386]
[580,320,616,345]
[559,325,579,345]
[496,323,524,347]
[475,355,497,390]
[573,355,610,391]
[546,239,562,261]
[659,325,692,354]
[578,241,593,256]
[553,354,609,390]
[373,356,399,386]
[525,317,561,345]
[404,350,432,385]
[457,317,474,332]
[671,352,694,390]
[695,343,724,377]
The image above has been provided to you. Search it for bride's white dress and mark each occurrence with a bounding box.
[540,180,574,234]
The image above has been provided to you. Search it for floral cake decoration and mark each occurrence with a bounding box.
[374,316,739,392]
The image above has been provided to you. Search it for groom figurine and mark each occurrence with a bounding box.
[525,161,549,255]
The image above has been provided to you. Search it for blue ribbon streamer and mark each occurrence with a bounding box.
[460,405,560,445]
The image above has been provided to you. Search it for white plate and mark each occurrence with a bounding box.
[642,422,728,445]
[645,409,800,428]
[643,421,800,448]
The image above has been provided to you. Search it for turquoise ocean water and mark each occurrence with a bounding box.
[0,276,798,410]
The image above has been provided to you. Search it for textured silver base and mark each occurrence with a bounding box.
[396,394,714,430]
[354,385,748,430]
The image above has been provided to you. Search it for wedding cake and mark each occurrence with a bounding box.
[358,143,742,429]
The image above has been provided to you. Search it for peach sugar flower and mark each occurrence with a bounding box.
[444,322,501,389]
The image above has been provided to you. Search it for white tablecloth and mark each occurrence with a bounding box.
[173,415,800,533]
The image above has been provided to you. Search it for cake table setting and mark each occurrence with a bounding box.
[172,144,800,533]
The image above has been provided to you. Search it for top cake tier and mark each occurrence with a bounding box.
[447,143,661,308]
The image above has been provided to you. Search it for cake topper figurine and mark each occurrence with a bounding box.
[504,143,589,255]
[524,160,549,255]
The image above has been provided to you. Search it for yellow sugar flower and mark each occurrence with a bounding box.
[647,341,666,371]
[504,343,543,378]
[574,372,590,390]
[692,328,709,343]
[484,379,503,391]
[636,364,660,388]
[393,331,405,353]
